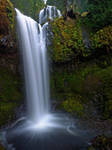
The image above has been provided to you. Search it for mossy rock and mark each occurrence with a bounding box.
[0,67,22,102]
[7,0,15,31]
[91,26,112,54]
[0,0,16,53]
[0,67,22,127]
[88,135,112,150]
[62,96,84,116]
[0,102,17,126]
[0,0,15,35]
[49,17,85,63]
[51,62,112,119]
[11,0,44,20]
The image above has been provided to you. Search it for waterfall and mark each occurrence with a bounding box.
[43,0,47,4]
[16,9,50,123]
[15,2,61,125]
[39,5,61,24]
[0,1,88,150]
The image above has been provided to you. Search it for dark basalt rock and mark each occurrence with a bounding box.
[67,9,76,19]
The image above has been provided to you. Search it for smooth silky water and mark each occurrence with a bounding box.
[0,1,91,149]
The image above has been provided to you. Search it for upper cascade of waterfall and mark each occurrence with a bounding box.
[39,5,61,24]
[43,0,47,4]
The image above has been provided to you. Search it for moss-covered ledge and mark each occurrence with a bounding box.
[0,0,16,54]
[0,0,22,128]
[0,67,22,127]
[49,17,85,63]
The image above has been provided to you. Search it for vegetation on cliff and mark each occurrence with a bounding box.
[47,0,66,13]
[91,26,112,53]
[51,62,112,119]
[88,135,112,150]
[49,17,85,63]
[0,0,22,127]
[11,0,44,20]
[0,67,22,126]
[0,0,15,32]
[82,0,112,31]
[49,0,112,122]
[0,0,16,53]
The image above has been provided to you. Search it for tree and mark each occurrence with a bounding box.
[82,0,112,31]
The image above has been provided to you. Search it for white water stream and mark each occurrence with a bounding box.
[15,0,61,127]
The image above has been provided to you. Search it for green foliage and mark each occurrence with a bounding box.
[91,26,112,52]
[50,17,85,63]
[81,65,112,119]
[88,135,112,150]
[47,0,87,14]
[0,67,22,126]
[71,0,88,14]
[11,0,44,19]
[62,96,84,116]
[7,0,15,31]
[0,67,22,102]
[0,0,15,36]
[82,0,112,31]
[47,0,66,13]
[0,102,17,126]
[50,69,84,101]
[51,63,112,118]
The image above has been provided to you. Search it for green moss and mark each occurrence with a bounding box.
[7,0,15,31]
[11,0,44,20]
[0,0,21,127]
[0,67,22,126]
[62,96,84,116]
[91,26,112,53]
[88,135,112,150]
[0,102,17,126]
[49,17,85,63]
[0,67,21,102]
[0,0,15,37]
[51,63,112,119]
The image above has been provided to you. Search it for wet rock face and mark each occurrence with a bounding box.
[0,35,16,53]
[0,0,19,73]
[88,135,112,150]
[0,0,16,54]
[0,0,22,128]
[67,9,76,19]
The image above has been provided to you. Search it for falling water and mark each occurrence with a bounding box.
[39,5,61,24]
[16,9,50,123]
[43,0,47,5]
[15,1,61,125]
[0,1,89,150]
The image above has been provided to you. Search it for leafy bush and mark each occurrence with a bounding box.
[0,0,15,35]
[0,102,17,126]
[50,17,85,63]
[82,0,112,31]
[11,0,44,19]
[51,64,112,119]
[88,135,112,150]
[91,26,112,53]
[62,96,84,116]
[0,67,22,126]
